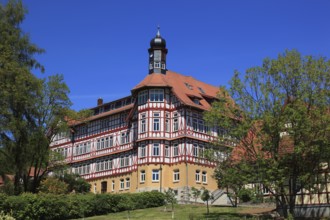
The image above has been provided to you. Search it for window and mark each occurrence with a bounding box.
[161,63,166,69]
[153,113,160,131]
[199,145,205,158]
[193,144,198,157]
[198,87,205,94]
[126,178,130,189]
[153,143,160,156]
[154,62,161,68]
[121,132,129,144]
[140,113,146,133]
[101,181,107,193]
[165,113,170,132]
[120,155,130,167]
[173,144,179,157]
[202,171,207,183]
[140,170,146,183]
[74,164,90,175]
[74,142,91,155]
[152,170,159,182]
[120,179,125,190]
[195,170,200,182]
[112,180,115,192]
[184,82,193,90]
[96,159,112,172]
[138,90,148,105]
[173,170,180,182]
[193,118,198,131]
[198,120,204,132]
[109,136,113,147]
[150,89,164,102]
[165,145,170,157]
[140,144,146,158]
[173,113,179,131]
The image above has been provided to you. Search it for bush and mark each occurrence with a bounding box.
[238,188,254,202]
[0,191,165,219]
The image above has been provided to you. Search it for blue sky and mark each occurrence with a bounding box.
[17,0,330,110]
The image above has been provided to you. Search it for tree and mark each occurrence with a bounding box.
[60,173,91,193]
[164,188,177,219]
[191,187,201,203]
[0,0,89,194]
[201,187,213,214]
[0,0,45,194]
[205,50,330,217]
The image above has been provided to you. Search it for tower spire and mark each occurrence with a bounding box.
[156,25,160,37]
[148,27,168,74]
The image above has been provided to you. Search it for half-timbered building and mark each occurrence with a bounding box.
[50,29,229,203]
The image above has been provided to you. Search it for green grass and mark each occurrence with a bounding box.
[78,204,259,220]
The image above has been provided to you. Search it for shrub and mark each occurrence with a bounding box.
[238,188,254,203]
[0,191,165,219]
[38,177,68,194]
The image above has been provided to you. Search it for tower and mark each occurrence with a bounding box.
[148,27,168,74]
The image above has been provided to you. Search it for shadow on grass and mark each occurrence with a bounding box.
[196,212,271,220]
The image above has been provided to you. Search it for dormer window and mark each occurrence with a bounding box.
[184,82,193,90]
[198,87,205,94]
[193,99,200,105]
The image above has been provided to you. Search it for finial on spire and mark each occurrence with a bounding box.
[156,25,160,37]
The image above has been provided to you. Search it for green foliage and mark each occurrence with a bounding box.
[237,188,254,202]
[201,188,213,214]
[0,191,165,220]
[164,188,177,211]
[38,177,68,194]
[0,211,15,220]
[191,187,201,203]
[205,50,330,217]
[60,173,91,193]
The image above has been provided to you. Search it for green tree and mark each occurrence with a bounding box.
[205,50,330,217]
[0,0,88,194]
[164,188,177,219]
[60,173,91,193]
[201,187,213,214]
[191,187,201,203]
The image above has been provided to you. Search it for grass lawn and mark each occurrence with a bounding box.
[79,204,266,220]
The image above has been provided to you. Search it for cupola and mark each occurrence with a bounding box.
[148,27,168,74]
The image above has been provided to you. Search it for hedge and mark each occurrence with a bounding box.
[0,191,165,220]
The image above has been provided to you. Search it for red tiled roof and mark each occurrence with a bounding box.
[133,70,221,110]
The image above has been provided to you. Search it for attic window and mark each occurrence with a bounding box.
[198,87,205,94]
[193,99,200,105]
[184,82,193,90]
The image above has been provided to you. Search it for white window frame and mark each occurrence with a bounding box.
[173,170,180,182]
[153,143,160,156]
[138,90,148,105]
[165,145,170,157]
[152,170,159,182]
[195,170,201,182]
[120,179,125,190]
[173,144,179,157]
[140,144,146,158]
[140,170,146,183]
[126,178,130,189]
[202,171,207,183]
[149,89,164,102]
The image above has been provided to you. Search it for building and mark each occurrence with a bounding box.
[50,29,230,203]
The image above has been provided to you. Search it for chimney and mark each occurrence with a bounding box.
[97,98,103,106]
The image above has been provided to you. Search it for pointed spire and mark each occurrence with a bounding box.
[156,25,161,37]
